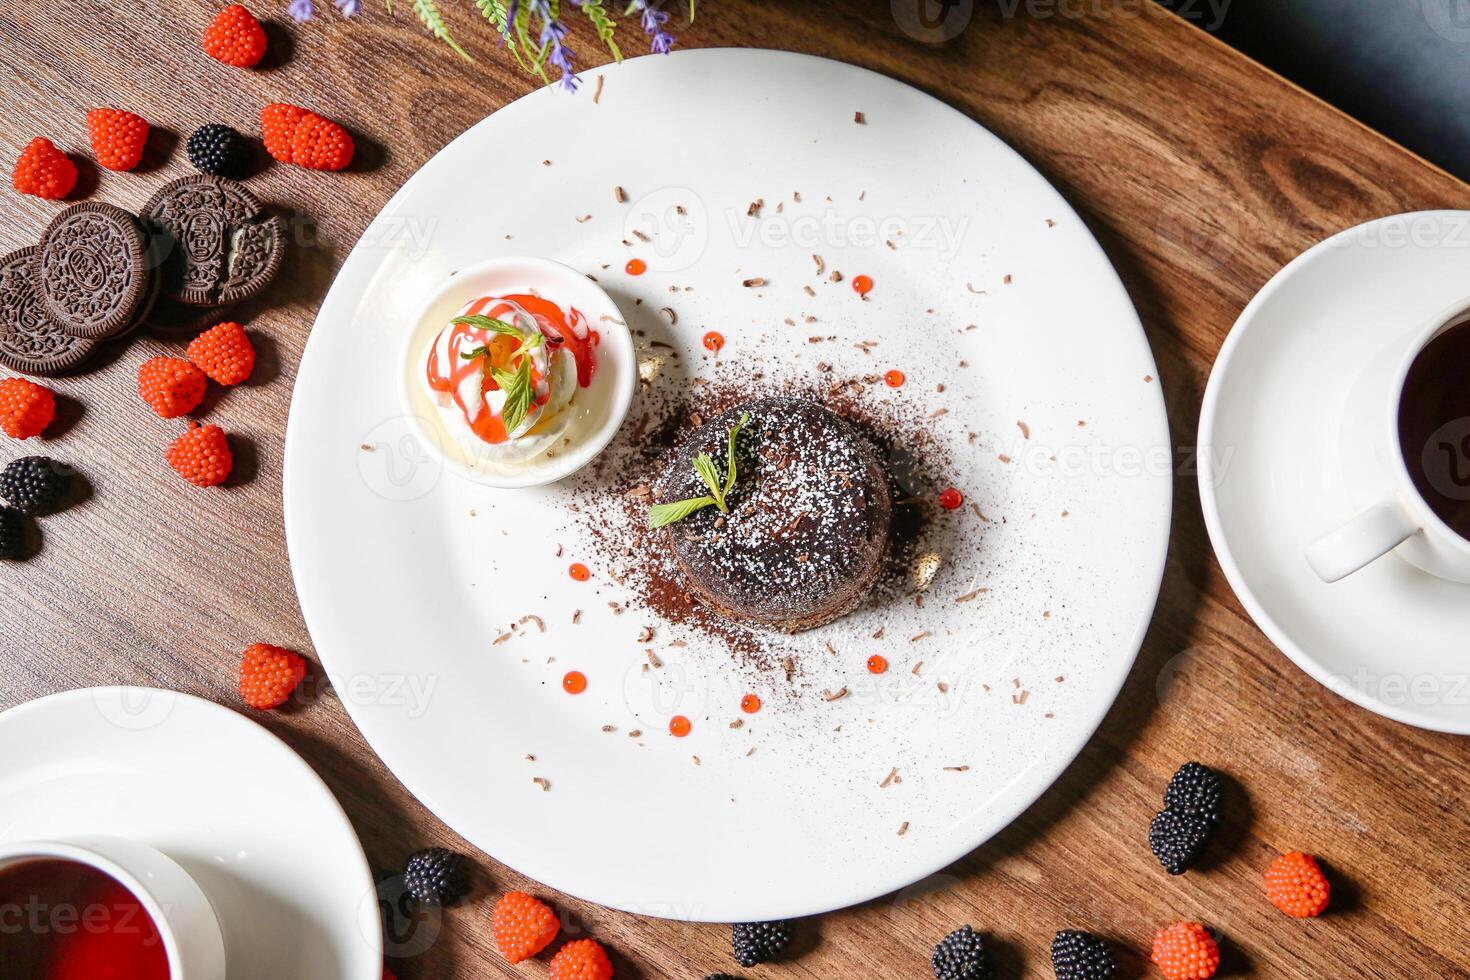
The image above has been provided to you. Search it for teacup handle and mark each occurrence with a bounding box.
[1305,499,1419,583]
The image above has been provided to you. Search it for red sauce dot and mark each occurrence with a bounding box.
[740,694,761,714]
[568,563,590,581]
[625,258,647,276]
[884,369,905,388]
[867,654,888,675]
[703,331,725,353]
[669,715,692,737]
[853,274,874,296]
[562,670,587,695]
[939,487,965,510]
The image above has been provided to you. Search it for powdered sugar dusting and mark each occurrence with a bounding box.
[654,398,891,629]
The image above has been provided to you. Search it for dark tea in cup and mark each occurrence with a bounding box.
[1398,319,1470,540]
[0,858,169,980]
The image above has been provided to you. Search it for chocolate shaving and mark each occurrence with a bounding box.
[532,777,550,791]
[742,277,766,288]
[854,111,865,124]
[614,185,626,203]
[822,687,848,702]
[593,75,604,103]
[880,767,899,788]
[518,614,546,633]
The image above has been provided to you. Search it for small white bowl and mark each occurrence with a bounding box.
[397,256,635,489]
[0,836,226,979]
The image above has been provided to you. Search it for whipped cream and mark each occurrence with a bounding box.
[423,294,593,467]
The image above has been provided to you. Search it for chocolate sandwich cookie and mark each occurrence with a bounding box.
[142,175,285,307]
[0,247,97,376]
[34,202,153,340]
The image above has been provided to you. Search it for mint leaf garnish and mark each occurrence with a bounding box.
[452,314,526,337]
[648,413,751,529]
[452,313,543,435]
[649,496,718,528]
[493,354,535,436]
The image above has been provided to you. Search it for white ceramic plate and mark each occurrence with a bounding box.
[284,49,1171,920]
[0,688,382,977]
[1200,210,1470,735]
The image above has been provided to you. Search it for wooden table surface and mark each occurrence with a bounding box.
[2,2,1467,977]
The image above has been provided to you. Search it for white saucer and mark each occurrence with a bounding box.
[0,688,383,978]
[1200,211,1470,734]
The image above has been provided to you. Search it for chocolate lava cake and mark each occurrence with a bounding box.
[652,397,892,632]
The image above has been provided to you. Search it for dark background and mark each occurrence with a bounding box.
[1179,0,1470,178]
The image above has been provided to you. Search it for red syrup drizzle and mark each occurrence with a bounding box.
[425,293,601,445]
[0,859,170,980]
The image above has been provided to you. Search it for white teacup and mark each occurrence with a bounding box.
[1306,298,1470,583]
[0,837,225,979]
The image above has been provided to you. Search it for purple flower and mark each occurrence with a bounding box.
[287,0,315,22]
[630,0,676,55]
[334,0,360,16]
[502,0,520,44]
[530,0,579,92]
